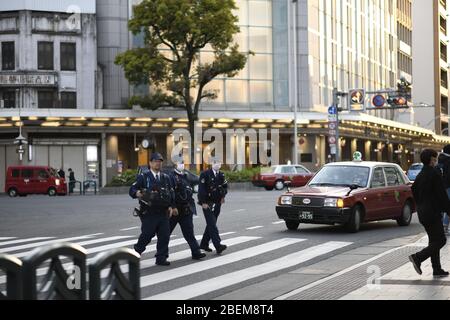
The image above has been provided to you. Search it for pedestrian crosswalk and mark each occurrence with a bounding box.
[0,232,354,300]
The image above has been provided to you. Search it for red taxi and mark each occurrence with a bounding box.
[275,161,415,233]
[252,165,315,191]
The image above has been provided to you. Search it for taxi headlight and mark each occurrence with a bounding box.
[55,179,60,186]
[280,195,293,205]
[324,198,344,208]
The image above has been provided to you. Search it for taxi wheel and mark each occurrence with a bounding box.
[397,201,412,227]
[8,188,18,198]
[345,205,362,233]
[48,188,57,197]
[264,186,274,191]
[275,180,285,191]
[285,220,300,231]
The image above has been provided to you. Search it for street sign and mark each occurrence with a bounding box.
[328,130,337,136]
[328,114,337,122]
[328,106,337,115]
[328,122,337,130]
[330,145,337,155]
[372,94,386,108]
[349,89,366,111]
[328,136,336,144]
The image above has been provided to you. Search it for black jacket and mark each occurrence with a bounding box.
[412,165,450,224]
[438,152,450,189]
[198,169,228,205]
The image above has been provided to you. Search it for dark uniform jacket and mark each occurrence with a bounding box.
[169,170,197,215]
[129,171,175,214]
[198,169,228,205]
[438,153,450,189]
[412,165,450,225]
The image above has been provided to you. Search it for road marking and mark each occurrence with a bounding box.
[120,226,139,231]
[246,226,263,230]
[275,241,420,300]
[0,237,16,241]
[102,236,261,277]
[0,234,102,254]
[0,237,55,247]
[272,221,285,225]
[233,209,246,213]
[141,238,305,290]
[145,241,351,300]
[219,232,236,237]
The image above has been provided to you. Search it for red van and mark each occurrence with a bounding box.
[5,166,67,197]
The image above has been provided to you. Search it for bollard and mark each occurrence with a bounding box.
[89,248,140,300]
[22,243,87,300]
[0,254,23,300]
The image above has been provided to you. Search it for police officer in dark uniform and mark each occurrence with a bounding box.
[198,158,228,254]
[129,153,176,266]
[169,159,206,260]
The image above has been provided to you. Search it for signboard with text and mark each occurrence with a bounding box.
[0,73,58,87]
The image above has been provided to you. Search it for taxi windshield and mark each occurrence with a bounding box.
[309,166,370,188]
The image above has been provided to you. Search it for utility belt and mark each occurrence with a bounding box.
[207,185,227,203]
[132,188,171,218]
[175,203,193,216]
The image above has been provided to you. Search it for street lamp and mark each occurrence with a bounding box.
[288,0,299,165]
[14,88,27,161]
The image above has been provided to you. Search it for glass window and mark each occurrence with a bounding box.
[295,166,309,174]
[12,169,20,178]
[248,0,272,26]
[38,91,56,108]
[60,43,76,71]
[249,54,272,79]
[248,27,272,53]
[281,166,296,174]
[384,167,404,186]
[250,81,272,105]
[225,80,248,104]
[36,169,49,179]
[233,27,248,52]
[2,42,15,70]
[38,42,54,70]
[371,167,386,188]
[21,169,33,178]
[233,0,248,25]
[309,166,370,188]
[2,90,16,108]
[61,92,77,109]
[203,80,224,103]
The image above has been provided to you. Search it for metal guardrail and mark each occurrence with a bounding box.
[68,181,83,196]
[0,254,23,300]
[1,243,141,300]
[89,248,140,300]
[83,180,97,195]
[22,243,87,300]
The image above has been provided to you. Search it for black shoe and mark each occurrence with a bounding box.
[133,245,143,256]
[155,260,170,266]
[216,244,227,255]
[433,269,449,277]
[192,252,207,260]
[200,246,213,252]
[409,254,422,275]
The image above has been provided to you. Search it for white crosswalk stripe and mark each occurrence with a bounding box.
[140,238,305,288]
[0,237,55,247]
[0,234,102,254]
[144,241,352,300]
[0,237,17,241]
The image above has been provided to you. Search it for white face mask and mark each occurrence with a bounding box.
[212,163,222,171]
[176,163,185,172]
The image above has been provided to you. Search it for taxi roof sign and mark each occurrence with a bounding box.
[353,151,363,162]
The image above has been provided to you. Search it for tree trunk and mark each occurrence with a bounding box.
[188,116,196,170]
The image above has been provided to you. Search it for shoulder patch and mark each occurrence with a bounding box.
[201,178,206,183]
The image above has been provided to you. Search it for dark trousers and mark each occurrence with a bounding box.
[69,181,75,193]
[415,219,447,270]
[170,210,201,255]
[135,212,170,263]
[200,203,222,249]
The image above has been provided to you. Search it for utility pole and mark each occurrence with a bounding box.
[291,0,299,164]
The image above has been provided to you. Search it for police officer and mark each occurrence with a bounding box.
[198,158,228,254]
[129,153,176,266]
[169,160,206,260]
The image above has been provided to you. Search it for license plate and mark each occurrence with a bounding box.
[299,211,313,220]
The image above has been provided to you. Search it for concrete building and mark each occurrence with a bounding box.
[412,0,450,134]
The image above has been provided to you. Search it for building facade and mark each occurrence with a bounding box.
[1,0,450,194]
[412,0,450,134]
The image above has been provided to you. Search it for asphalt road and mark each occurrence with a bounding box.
[0,190,426,300]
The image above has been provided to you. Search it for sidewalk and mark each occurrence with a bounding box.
[341,234,450,300]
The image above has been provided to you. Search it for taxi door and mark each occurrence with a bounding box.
[364,167,388,220]
[381,166,407,218]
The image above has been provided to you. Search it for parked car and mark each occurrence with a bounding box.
[5,166,67,197]
[137,165,200,193]
[252,165,314,191]
[275,161,415,233]
[406,163,423,181]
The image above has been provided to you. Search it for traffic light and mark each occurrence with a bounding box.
[387,95,408,107]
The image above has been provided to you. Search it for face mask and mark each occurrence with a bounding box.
[212,163,222,171]
[176,163,185,172]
